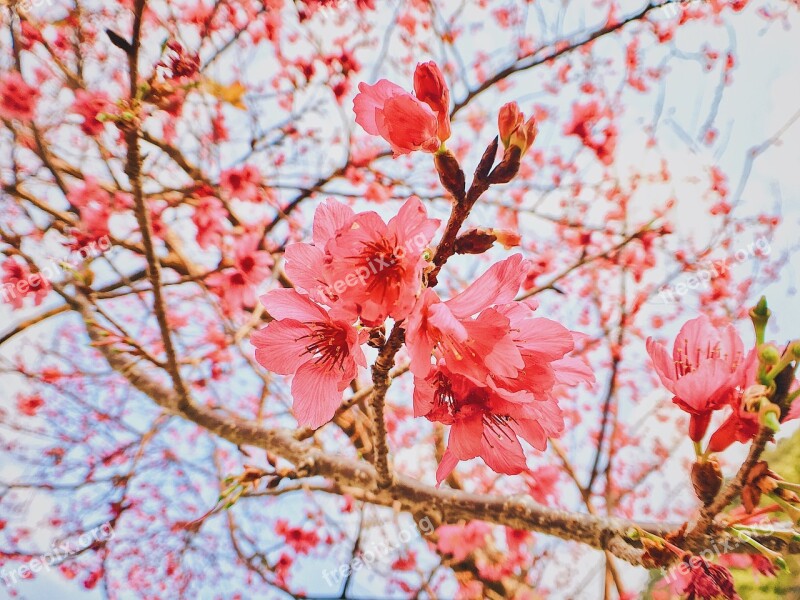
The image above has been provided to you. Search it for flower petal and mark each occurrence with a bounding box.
[353,80,405,135]
[291,361,342,429]
[260,288,327,322]
[435,449,460,487]
[448,415,484,460]
[251,320,309,374]
[313,198,355,246]
[446,254,526,318]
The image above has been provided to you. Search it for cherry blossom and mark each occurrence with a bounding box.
[0,71,39,120]
[646,315,752,441]
[414,365,565,484]
[286,197,439,326]
[353,62,451,155]
[251,289,366,428]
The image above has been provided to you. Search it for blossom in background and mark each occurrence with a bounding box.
[207,234,273,313]
[66,177,112,249]
[274,519,320,555]
[646,314,752,441]
[436,521,492,562]
[563,100,617,165]
[251,289,366,428]
[2,258,50,308]
[0,71,39,121]
[285,197,439,326]
[17,394,45,417]
[192,195,228,249]
[71,90,112,136]
[220,164,262,203]
[353,61,451,155]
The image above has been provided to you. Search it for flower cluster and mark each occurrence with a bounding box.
[647,312,798,453]
[249,63,592,481]
[407,255,594,484]
[252,197,438,428]
[353,62,451,156]
[251,202,593,480]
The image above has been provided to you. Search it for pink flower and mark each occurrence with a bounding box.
[2,258,50,309]
[405,254,592,395]
[414,366,564,484]
[207,234,273,313]
[233,233,273,284]
[192,195,228,249]
[436,521,492,562]
[646,315,752,441]
[0,71,39,121]
[220,164,262,202]
[275,519,320,555]
[17,394,45,417]
[564,101,617,165]
[66,177,111,249]
[251,289,367,428]
[286,197,439,326]
[322,197,439,326]
[354,62,451,156]
[72,90,111,136]
[405,254,528,380]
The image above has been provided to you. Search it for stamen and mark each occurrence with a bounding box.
[295,323,349,372]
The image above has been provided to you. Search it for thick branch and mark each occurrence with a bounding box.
[70,295,800,566]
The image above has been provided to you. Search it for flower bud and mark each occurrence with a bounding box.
[750,296,770,344]
[692,456,722,506]
[758,344,781,366]
[414,61,451,141]
[434,148,465,200]
[454,229,496,255]
[498,102,523,148]
[497,101,538,155]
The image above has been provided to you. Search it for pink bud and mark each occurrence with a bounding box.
[509,115,538,154]
[491,229,522,249]
[498,102,523,148]
[414,61,451,141]
[498,102,538,155]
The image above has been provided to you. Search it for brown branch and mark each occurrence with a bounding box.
[686,427,774,544]
[368,325,405,489]
[0,305,69,348]
[122,0,192,410]
[450,0,674,117]
[67,290,800,566]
